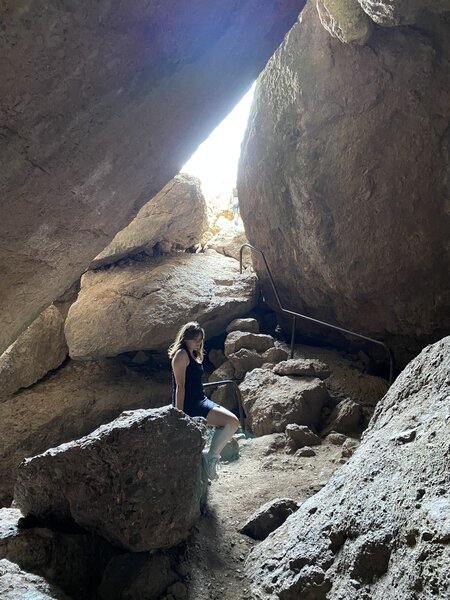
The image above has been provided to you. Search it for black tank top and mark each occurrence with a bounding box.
[171,348,204,407]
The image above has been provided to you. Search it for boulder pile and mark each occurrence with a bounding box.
[245,336,450,598]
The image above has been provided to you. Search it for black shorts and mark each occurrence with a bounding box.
[184,396,219,419]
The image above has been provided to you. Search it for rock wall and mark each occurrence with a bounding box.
[246,335,450,598]
[238,2,450,366]
[0,0,305,355]
[0,359,169,507]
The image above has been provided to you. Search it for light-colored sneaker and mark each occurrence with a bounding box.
[202,452,220,481]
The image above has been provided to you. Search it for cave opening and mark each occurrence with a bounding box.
[180,83,256,232]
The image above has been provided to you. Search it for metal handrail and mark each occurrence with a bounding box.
[203,380,247,431]
[239,243,394,384]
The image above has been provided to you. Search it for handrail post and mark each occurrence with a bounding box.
[290,315,296,359]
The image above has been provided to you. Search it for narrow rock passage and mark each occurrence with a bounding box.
[185,434,344,599]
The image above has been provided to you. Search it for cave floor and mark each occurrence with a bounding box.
[185,433,345,600]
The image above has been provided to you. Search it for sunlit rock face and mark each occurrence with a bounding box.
[246,336,450,598]
[0,0,305,355]
[316,0,373,44]
[65,251,258,360]
[238,3,450,366]
[357,0,450,26]
[91,173,208,269]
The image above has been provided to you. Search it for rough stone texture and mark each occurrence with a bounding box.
[274,341,389,426]
[246,336,450,599]
[98,552,178,600]
[210,384,239,413]
[0,508,115,600]
[285,424,322,450]
[226,318,260,334]
[317,0,373,43]
[240,369,329,436]
[274,358,331,379]
[326,431,348,445]
[357,0,450,26]
[0,359,169,507]
[66,251,258,359]
[326,365,388,410]
[228,348,264,379]
[0,0,305,356]
[0,558,70,600]
[224,331,274,357]
[0,305,67,400]
[322,398,363,435]
[205,226,250,265]
[238,3,450,367]
[262,347,289,364]
[240,498,300,541]
[91,174,208,268]
[15,407,205,553]
[209,360,236,382]
[341,437,359,458]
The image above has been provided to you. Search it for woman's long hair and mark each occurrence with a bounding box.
[168,321,205,360]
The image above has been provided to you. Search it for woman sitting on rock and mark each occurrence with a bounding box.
[169,321,239,480]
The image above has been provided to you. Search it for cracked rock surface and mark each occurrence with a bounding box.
[245,336,450,599]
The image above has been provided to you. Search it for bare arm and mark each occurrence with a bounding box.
[172,349,189,411]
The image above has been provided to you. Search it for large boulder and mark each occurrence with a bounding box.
[0,359,169,507]
[238,3,450,367]
[15,407,205,553]
[0,305,67,400]
[66,250,258,359]
[271,342,389,423]
[205,226,250,264]
[226,317,260,334]
[246,336,450,598]
[240,369,329,435]
[0,0,305,356]
[228,348,264,379]
[224,331,274,356]
[91,174,208,268]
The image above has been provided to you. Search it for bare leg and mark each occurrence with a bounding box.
[206,406,239,457]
